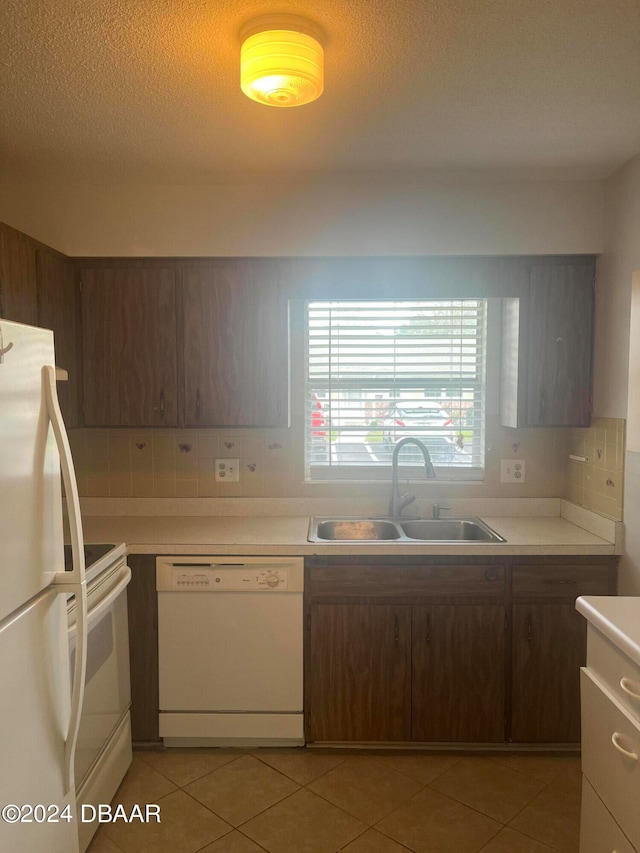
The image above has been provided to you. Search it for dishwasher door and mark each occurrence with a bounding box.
[156,556,304,746]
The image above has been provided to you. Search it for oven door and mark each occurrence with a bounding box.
[68,559,131,787]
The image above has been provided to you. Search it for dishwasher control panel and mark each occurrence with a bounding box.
[169,566,288,591]
[156,556,304,594]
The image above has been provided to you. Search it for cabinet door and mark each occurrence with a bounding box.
[526,263,593,426]
[36,251,80,428]
[307,603,411,742]
[81,268,178,426]
[511,603,585,742]
[182,260,289,427]
[0,223,37,325]
[412,605,505,742]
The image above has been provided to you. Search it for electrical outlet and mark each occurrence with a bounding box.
[501,459,525,483]
[215,458,240,482]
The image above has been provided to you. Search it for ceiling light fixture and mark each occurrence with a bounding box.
[240,15,324,108]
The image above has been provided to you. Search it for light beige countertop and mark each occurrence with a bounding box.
[81,513,617,557]
[576,596,640,666]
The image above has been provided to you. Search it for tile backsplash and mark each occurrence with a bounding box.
[565,418,625,520]
[69,414,568,502]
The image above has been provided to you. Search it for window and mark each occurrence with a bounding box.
[305,299,487,479]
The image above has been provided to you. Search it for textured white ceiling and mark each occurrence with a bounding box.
[1,0,639,182]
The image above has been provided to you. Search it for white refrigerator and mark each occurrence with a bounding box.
[0,320,87,853]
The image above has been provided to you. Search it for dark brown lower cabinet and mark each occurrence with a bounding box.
[126,555,160,743]
[304,555,617,745]
[412,604,505,742]
[307,603,411,742]
[510,603,587,743]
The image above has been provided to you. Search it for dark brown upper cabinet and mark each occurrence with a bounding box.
[80,267,179,426]
[0,223,38,326]
[500,260,595,427]
[181,259,289,428]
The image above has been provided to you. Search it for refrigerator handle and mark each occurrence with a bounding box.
[42,365,86,587]
[42,365,88,794]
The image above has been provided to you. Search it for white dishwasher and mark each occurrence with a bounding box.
[156,556,304,747]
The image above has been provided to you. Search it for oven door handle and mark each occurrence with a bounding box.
[68,567,132,641]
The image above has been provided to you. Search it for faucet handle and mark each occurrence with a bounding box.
[399,493,416,513]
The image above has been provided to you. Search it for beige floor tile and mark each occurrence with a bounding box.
[429,757,544,823]
[508,786,581,852]
[252,747,347,785]
[307,756,423,824]
[375,787,501,853]
[374,753,461,785]
[86,828,123,852]
[198,830,268,851]
[185,754,299,827]
[547,759,582,795]
[104,789,231,853]
[242,788,367,853]
[489,754,574,785]
[139,749,239,787]
[111,755,177,809]
[341,827,413,851]
[478,826,557,852]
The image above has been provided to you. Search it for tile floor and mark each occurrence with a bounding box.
[87,749,582,853]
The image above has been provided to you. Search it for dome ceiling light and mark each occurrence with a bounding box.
[239,15,324,108]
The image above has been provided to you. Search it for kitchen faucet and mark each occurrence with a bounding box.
[388,437,436,517]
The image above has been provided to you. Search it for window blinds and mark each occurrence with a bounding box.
[306,300,487,476]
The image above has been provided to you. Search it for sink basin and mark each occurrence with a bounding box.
[312,520,401,541]
[398,518,505,542]
[308,517,505,543]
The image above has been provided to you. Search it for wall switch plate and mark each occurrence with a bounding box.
[501,459,525,483]
[215,458,240,482]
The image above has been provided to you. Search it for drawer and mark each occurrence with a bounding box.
[588,625,640,720]
[581,667,640,850]
[580,776,636,853]
[513,564,613,600]
[307,563,504,600]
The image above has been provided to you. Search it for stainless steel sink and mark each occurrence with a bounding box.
[312,519,401,541]
[308,517,505,543]
[398,518,505,542]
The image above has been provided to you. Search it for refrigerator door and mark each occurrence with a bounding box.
[0,321,64,623]
[0,588,80,853]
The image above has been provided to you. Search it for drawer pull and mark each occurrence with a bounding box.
[620,677,640,701]
[541,579,576,585]
[611,732,638,762]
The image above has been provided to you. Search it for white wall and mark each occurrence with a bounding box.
[594,153,640,594]
[593,154,640,419]
[0,178,603,257]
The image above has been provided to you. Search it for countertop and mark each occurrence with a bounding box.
[81,513,617,557]
[576,596,640,667]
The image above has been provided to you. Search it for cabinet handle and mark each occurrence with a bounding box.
[611,732,638,762]
[620,677,640,701]
[540,391,546,419]
[196,389,201,421]
[526,617,533,644]
[159,388,165,419]
[394,614,399,646]
[541,578,576,585]
[426,614,431,644]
